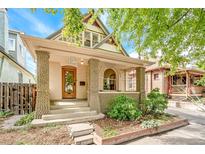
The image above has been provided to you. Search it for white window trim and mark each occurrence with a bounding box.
[8,38,16,51]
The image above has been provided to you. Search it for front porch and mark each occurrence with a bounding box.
[168,70,205,98]
[21,35,149,123]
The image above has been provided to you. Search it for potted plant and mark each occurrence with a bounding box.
[192,78,205,94]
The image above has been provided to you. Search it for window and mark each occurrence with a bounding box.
[18,72,23,83]
[84,31,91,47]
[103,69,116,90]
[92,33,99,47]
[19,45,22,55]
[8,38,15,51]
[154,73,159,80]
[126,69,136,91]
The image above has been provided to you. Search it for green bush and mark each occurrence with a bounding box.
[0,111,14,118]
[140,88,168,116]
[107,95,142,121]
[15,112,34,126]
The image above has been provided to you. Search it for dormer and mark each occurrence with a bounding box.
[47,13,128,56]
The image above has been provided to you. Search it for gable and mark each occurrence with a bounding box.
[47,13,128,56]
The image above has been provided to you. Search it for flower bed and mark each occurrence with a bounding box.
[93,115,189,145]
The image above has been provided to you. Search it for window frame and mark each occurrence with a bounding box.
[153,73,159,80]
[84,31,91,47]
[8,38,16,51]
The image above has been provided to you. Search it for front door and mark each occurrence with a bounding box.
[62,66,76,99]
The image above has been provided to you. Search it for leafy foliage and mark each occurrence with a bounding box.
[140,119,161,128]
[15,112,34,126]
[107,95,142,121]
[0,111,13,118]
[140,88,168,116]
[35,8,205,74]
[194,76,205,86]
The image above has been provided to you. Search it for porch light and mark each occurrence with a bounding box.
[80,59,84,65]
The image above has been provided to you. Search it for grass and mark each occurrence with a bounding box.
[0,111,14,118]
[14,112,34,126]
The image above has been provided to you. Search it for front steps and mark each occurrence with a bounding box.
[67,123,94,145]
[31,100,104,126]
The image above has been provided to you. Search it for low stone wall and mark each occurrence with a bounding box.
[98,91,140,113]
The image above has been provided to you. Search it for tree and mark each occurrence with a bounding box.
[37,8,205,73]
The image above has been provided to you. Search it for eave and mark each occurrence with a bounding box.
[20,34,153,67]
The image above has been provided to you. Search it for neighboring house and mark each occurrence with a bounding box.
[21,13,152,121]
[0,8,35,83]
[145,62,205,98]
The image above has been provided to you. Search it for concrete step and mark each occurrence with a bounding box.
[67,123,94,137]
[51,99,87,103]
[31,113,105,127]
[50,107,90,114]
[50,102,88,110]
[42,111,97,120]
[74,134,93,145]
[52,101,88,106]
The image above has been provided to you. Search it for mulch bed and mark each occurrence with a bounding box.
[0,118,73,145]
[92,114,181,138]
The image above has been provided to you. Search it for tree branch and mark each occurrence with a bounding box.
[168,9,191,29]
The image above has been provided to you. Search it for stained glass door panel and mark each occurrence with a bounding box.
[62,67,76,98]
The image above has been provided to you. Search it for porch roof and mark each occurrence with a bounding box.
[21,34,153,67]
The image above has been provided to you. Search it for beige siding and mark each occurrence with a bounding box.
[49,62,62,100]
[145,72,152,93]
[99,43,121,53]
[145,70,169,94]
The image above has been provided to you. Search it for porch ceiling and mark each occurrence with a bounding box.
[21,34,153,67]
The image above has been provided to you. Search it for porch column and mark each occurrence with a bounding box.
[88,59,101,113]
[35,51,50,119]
[186,71,190,98]
[136,67,145,101]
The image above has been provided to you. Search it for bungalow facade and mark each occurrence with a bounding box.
[21,13,151,121]
[145,63,205,99]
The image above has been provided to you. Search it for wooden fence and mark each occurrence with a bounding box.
[0,82,36,115]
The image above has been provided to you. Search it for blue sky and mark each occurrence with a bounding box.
[7,8,137,74]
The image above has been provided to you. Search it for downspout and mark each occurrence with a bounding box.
[0,56,5,79]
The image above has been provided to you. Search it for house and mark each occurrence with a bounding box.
[0,8,35,83]
[21,13,152,123]
[145,62,205,99]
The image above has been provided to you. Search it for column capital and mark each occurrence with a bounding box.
[35,50,50,58]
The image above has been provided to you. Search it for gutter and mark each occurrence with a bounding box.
[0,55,4,78]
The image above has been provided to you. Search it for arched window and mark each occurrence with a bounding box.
[103,69,116,90]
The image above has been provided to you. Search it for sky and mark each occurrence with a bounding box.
[7,8,138,74]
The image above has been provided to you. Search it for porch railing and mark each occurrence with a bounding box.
[171,85,187,94]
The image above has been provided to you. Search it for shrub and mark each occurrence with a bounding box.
[140,119,161,128]
[140,88,168,116]
[15,112,34,126]
[0,111,14,118]
[107,95,142,121]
